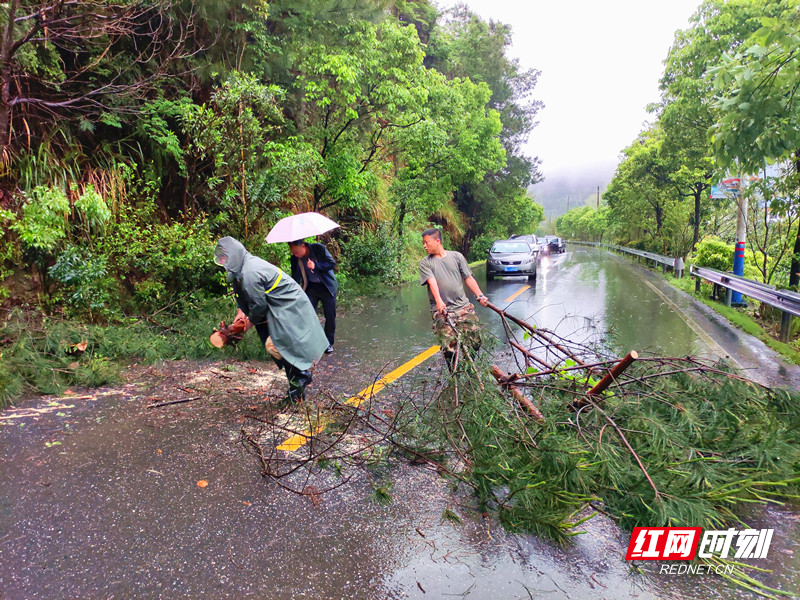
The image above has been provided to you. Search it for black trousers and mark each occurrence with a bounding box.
[306,282,336,345]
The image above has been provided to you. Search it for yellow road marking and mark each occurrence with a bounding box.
[276,345,441,452]
[345,345,440,408]
[504,285,530,303]
[276,424,327,452]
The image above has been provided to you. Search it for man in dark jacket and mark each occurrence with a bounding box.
[214,237,329,402]
[288,239,338,354]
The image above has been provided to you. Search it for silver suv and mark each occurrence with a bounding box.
[486,239,538,281]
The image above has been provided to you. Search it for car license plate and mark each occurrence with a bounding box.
[504,266,518,272]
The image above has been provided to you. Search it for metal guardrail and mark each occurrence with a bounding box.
[691,265,800,341]
[567,241,685,277]
[607,244,675,267]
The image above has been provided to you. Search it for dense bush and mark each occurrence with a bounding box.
[467,232,496,262]
[693,237,734,271]
[48,246,114,318]
[97,205,221,310]
[339,224,403,283]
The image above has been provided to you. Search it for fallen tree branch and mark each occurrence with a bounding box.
[484,301,592,369]
[573,351,639,409]
[491,365,545,423]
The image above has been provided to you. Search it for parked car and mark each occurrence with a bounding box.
[543,236,565,254]
[509,234,542,256]
[486,239,538,281]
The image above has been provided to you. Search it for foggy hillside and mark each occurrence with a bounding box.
[530,162,617,220]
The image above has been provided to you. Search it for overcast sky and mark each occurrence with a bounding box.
[435,0,702,182]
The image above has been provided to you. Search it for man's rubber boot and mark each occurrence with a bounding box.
[285,364,313,402]
[443,350,456,373]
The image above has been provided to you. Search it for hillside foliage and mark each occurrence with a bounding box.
[0,0,544,318]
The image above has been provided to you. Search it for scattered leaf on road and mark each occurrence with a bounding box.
[197,480,208,488]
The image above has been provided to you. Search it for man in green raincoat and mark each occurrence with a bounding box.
[214,237,329,401]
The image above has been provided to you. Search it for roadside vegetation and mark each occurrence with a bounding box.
[3,6,800,594]
[0,0,546,404]
[555,0,800,348]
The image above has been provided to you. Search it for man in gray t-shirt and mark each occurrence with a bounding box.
[419,228,489,369]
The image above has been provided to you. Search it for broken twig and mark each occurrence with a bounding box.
[147,396,201,408]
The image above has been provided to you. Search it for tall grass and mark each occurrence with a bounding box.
[0,297,267,407]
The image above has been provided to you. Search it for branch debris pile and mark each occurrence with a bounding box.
[242,305,800,597]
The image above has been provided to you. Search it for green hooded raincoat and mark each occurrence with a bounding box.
[215,237,328,370]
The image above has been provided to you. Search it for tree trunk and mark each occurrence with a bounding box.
[692,187,701,251]
[790,219,800,289]
[0,0,19,152]
[313,184,325,212]
[790,152,800,289]
[397,198,406,239]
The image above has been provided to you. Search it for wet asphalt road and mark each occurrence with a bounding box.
[1,247,799,600]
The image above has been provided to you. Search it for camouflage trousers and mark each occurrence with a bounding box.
[432,304,482,365]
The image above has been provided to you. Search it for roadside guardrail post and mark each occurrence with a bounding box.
[674,257,684,279]
[781,312,793,343]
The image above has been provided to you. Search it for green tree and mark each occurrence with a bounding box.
[743,176,798,284]
[556,205,608,242]
[711,3,800,287]
[657,0,774,251]
[0,0,192,173]
[427,6,542,251]
[179,72,288,236]
[606,126,676,246]
[292,18,430,212]
[390,0,437,44]
[388,72,506,238]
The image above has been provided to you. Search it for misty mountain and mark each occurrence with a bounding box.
[530,162,617,220]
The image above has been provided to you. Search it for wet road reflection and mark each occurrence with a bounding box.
[482,251,709,358]
[334,247,717,385]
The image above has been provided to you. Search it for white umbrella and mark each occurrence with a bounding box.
[265,212,340,244]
